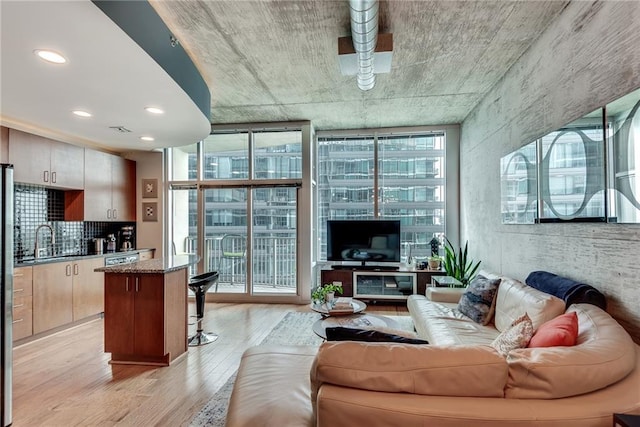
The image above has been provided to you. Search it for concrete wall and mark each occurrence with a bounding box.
[461,1,640,341]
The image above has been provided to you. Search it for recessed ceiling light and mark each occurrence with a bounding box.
[145,107,164,114]
[34,49,67,64]
[140,136,155,142]
[72,110,92,118]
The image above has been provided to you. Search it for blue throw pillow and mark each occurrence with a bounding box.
[457,275,501,325]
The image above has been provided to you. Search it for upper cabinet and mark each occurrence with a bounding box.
[8,129,84,189]
[84,149,136,221]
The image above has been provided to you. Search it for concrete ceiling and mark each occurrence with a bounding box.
[1,0,569,153]
[151,0,569,131]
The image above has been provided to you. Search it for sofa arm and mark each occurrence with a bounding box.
[310,341,507,401]
[426,286,465,303]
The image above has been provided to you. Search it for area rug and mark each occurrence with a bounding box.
[189,311,413,426]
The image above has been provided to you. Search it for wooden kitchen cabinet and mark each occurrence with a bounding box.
[84,149,135,221]
[8,128,84,189]
[13,266,33,341]
[72,258,105,321]
[104,270,187,365]
[33,263,73,334]
[110,155,136,221]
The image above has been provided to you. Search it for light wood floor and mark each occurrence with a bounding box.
[11,301,408,426]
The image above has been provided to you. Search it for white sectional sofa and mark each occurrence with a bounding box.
[226,270,640,427]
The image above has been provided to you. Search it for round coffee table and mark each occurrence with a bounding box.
[312,313,400,340]
[310,298,367,317]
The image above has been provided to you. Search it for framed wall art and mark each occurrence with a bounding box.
[143,202,158,222]
[142,178,158,198]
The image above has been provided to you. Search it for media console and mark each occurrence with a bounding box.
[331,264,400,271]
[321,267,446,301]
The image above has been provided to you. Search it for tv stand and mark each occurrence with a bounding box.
[321,267,446,300]
[368,265,399,271]
[331,265,399,272]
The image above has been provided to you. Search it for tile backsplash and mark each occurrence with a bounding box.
[14,184,135,260]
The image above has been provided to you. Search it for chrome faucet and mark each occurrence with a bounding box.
[34,224,55,259]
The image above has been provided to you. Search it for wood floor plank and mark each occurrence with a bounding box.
[11,301,407,426]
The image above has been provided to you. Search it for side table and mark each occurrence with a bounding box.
[431,275,463,288]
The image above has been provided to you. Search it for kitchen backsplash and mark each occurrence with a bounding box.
[14,184,135,260]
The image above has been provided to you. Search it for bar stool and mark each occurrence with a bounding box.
[188,271,220,346]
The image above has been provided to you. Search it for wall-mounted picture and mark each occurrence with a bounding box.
[143,202,158,222]
[142,178,158,198]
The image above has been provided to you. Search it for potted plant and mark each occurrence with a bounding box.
[427,254,443,270]
[443,238,481,286]
[311,283,343,304]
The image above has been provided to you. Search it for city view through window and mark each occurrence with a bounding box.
[317,133,446,263]
[169,129,447,294]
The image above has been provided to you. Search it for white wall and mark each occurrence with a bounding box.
[461,1,640,341]
[125,151,165,258]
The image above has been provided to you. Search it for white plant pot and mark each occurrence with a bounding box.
[325,292,335,303]
[428,260,441,270]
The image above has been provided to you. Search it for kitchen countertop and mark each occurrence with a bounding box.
[15,248,155,266]
[94,254,199,274]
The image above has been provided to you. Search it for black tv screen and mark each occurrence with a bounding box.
[327,220,401,263]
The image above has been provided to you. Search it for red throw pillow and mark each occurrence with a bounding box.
[528,312,579,348]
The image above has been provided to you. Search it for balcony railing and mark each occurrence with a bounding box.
[185,235,296,290]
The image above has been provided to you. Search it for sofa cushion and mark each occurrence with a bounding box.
[487,271,565,332]
[408,295,500,345]
[457,274,501,325]
[226,345,317,427]
[504,304,637,399]
[491,313,534,357]
[528,311,578,348]
[311,341,507,398]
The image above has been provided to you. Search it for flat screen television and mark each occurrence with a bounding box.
[327,220,401,268]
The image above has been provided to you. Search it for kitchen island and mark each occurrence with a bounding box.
[95,254,198,366]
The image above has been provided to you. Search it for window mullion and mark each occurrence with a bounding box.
[374,133,379,218]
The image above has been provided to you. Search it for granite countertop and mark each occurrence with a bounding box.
[15,248,156,266]
[95,254,199,274]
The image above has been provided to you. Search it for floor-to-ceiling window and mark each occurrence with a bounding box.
[317,130,448,262]
[167,124,306,299]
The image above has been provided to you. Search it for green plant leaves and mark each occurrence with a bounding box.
[443,238,481,285]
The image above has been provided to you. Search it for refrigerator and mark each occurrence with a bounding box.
[1,164,13,427]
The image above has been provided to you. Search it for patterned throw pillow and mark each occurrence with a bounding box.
[457,275,501,325]
[491,313,534,357]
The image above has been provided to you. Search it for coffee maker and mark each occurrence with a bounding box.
[120,226,135,251]
[106,234,117,252]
